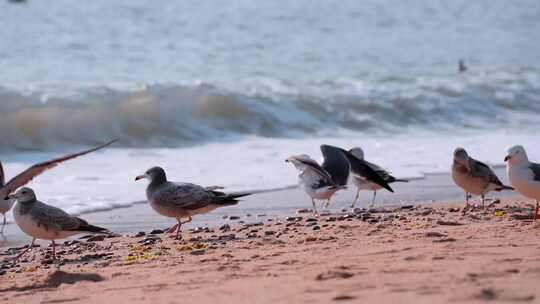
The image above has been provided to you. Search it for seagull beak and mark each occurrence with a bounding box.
[135,174,147,181]
[6,194,15,200]
[504,155,511,162]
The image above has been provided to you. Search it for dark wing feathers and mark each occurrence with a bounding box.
[363,160,391,180]
[33,202,107,233]
[338,148,394,192]
[69,218,108,233]
[530,162,540,182]
[320,145,350,186]
[470,158,505,186]
[152,182,250,211]
[0,161,4,187]
[154,183,215,210]
[362,160,408,183]
[33,205,78,231]
[210,191,251,205]
[1,139,117,198]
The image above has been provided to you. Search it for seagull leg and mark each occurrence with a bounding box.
[181,217,192,225]
[167,223,180,234]
[0,213,5,236]
[534,200,539,227]
[462,193,471,213]
[351,189,360,209]
[311,199,318,215]
[172,217,193,239]
[481,195,485,208]
[369,191,377,207]
[175,219,182,239]
[324,199,331,210]
[178,216,193,238]
[51,240,56,262]
[14,238,35,261]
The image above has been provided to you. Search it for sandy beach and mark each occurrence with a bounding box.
[1,1,539,303]
[1,196,539,304]
[1,164,536,304]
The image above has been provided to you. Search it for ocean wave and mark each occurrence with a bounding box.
[0,69,539,152]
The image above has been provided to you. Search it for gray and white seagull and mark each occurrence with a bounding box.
[136,166,252,239]
[286,145,351,213]
[8,187,108,261]
[452,147,513,207]
[0,139,117,235]
[346,147,402,209]
[505,145,540,225]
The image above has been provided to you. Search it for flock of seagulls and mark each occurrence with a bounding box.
[287,144,539,223]
[0,141,539,263]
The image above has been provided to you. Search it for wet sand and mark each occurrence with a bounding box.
[1,197,539,303]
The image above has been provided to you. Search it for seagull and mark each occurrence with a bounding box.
[505,145,540,224]
[0,139,117,235]
[452,147,513,207]
[346,147,402,209]
[286,145,350,213]
[135,166,252,239]
[8,187,108,261]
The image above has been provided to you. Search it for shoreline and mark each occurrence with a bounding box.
[0,168,516,249]
[1,198,539,303]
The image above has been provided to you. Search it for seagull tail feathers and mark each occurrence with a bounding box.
[393,178,409,183]
[73,218,109,234]
[213,191,252,205]
[496,185,514,191]
[82,224,109,234]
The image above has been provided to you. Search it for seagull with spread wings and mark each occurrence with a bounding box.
[286,145,351,213]
[344,147,400,209]
[452,147,513,208]
[0,139,117,234]
[505,145,540,225]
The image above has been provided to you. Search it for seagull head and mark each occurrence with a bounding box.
[505,145,528,165]
[285,154,313,169]
[453,147,469,166]
[135,166,167,183]
[348,147,364,160]
[9,187,36,204]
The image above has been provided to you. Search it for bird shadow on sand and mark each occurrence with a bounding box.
[0,270,104,292]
